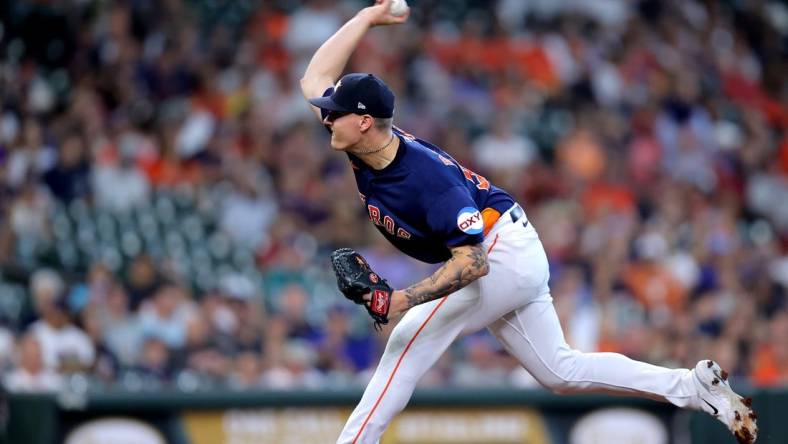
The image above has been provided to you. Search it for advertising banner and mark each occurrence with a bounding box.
[181,407,613,444]
[10,389,785,444]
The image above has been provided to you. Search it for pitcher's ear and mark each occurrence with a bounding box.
[359,115,374,132]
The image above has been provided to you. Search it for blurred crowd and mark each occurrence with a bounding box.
[0,0,787,394]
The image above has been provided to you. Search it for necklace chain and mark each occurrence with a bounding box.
[361,134,395,155]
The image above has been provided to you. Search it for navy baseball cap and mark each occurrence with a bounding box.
[309,73,395,118]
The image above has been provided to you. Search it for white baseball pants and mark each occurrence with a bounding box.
[337,204,699,444]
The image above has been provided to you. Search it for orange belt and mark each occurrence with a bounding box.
[481,208,502,236]
[482,204,527,236]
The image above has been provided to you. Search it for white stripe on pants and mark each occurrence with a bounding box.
[337,206,698,444]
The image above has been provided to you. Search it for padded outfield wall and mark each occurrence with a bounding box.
[2,388,786,444]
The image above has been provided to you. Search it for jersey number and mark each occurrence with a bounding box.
[438,155,490,190]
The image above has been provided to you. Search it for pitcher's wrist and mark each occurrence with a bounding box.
[355,8,377,27]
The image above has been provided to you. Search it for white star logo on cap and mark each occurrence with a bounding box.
[357,102,366,109]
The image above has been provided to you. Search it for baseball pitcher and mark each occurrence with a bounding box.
[299,1,758,443]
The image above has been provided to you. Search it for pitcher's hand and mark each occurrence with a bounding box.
[359,0,410,27]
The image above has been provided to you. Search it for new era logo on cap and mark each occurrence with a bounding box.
[308,73,395,118]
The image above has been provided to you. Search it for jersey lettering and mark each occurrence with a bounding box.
[383,215,395,235]
[368,205,381,225]
[367,205,413,239]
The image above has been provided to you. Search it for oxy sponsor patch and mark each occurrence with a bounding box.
[456,207,483,234]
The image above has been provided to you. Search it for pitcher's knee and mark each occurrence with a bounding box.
[539,375,578,394]
[536,350,587,394]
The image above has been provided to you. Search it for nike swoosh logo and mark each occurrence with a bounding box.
[702,398,719,415]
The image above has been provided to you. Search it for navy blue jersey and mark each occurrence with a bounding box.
[321,90,515,263]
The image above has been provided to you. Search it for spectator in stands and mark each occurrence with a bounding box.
[751,309,788,387]
[173,312,230,388]
[276,283,320,343]
[132,335,173,385]
[27,295,95,374]
[315,305,376,376]
[138,282,197,349]
[92,139,152,213]
[9,180,52,255]
[5,119,57,189]
[218,273,266,352]
[452,334,511,388]
[27,268,64,315]
[42,132,91,203]
[125,254,162,310]
[79,305,120,382]
[471,115,537,190]
[0,324,15,370]
[97,284,144,367]
[3,332,63,392]
[228,351,264,390]
[218,168,278,250]
[261,339,323,389]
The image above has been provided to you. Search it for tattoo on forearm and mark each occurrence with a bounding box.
[403,244,489,308]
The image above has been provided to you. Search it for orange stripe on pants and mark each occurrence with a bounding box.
[352,296,450,443]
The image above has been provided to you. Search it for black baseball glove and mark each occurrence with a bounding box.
[330,248,392,327]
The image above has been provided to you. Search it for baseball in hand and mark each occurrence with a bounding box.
[389,0,409,17]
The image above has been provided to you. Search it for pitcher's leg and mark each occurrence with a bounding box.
[338,284,482,444]
[488,294,697,407]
